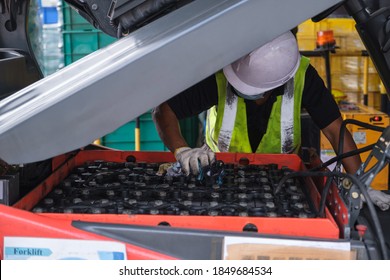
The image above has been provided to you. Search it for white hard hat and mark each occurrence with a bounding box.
[223,31,300,100]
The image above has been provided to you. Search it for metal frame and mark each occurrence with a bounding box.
[0,0,342,164]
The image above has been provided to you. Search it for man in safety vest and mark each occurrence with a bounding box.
[152,31,390,211]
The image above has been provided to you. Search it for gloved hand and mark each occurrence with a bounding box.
[174,144,215,175]
[363,187,390,211]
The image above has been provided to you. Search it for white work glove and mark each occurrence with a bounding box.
[363,187,390,211]
[174,144,215,175]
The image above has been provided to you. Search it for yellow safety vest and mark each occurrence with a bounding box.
[206,56,310,153]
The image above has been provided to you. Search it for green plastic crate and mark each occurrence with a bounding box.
[61,1,117,66]
[63,30,117,65]
[179,117,200,148]
[101,112,200,151]
[101,112,169,151]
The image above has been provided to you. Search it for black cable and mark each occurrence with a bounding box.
[336,119,384,170]
[118,0,177,31]
[275,171,388,260]
[359,158,390,188]
[310,143,375,171]
[347,172,388,260]
[310,141,376,214]
[318,175,333,218]
[117,23,123,39]
[363,239,373,260]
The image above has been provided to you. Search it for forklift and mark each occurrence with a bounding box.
[0,0,389,260]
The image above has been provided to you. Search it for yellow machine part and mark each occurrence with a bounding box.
[331,89,347,104]
[321,104,389,190]
[297,19,382,109]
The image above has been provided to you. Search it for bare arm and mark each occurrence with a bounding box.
[152,102,188,152]
[321,116,362,174]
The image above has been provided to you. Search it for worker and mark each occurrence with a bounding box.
[152,31,390,211]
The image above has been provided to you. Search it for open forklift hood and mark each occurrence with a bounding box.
[0,0,343,164]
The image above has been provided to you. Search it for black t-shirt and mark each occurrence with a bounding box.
[167,64,340,152]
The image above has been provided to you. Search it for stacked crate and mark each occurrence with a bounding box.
[62,2,117,65]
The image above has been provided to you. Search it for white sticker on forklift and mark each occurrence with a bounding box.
[353,131,366,144]
[3,237,126,260]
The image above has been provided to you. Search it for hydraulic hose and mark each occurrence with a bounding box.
[119,0,177,31]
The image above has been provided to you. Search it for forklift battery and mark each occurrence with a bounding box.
[7,150,343,241]
[32,160,317,219]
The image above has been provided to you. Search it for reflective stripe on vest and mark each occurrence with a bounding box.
[205,56,310,153]
[217,85,238,151]
[281,78,295,153]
